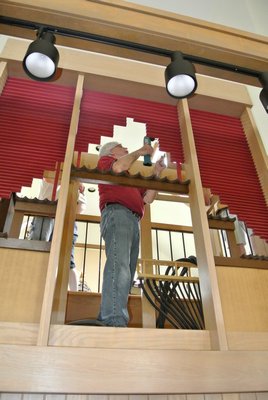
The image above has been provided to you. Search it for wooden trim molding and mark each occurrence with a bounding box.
[71,167,190,194]
[0,344,268,393]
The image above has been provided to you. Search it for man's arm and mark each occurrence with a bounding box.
[143,156,166,204]
[76,183,86,214]
[112,144,153,173]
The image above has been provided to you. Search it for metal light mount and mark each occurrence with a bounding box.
[165,51,198,99]
[22,27,59,81]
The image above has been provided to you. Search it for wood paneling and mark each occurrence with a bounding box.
[0,248,48,322]
[217,266,268,331]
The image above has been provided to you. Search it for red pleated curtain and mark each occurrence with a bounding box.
[190,109,268,242]
[0,77,267,241]
[0,77,75,197]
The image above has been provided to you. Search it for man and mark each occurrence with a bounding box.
[29,178,60,241]
[97,141,165,327]
[69,183,87,290]
[30,179,86,291]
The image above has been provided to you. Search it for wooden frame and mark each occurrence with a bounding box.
[1,2,268,395]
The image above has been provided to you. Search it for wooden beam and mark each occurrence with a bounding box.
[52,181,79,324]
[0,344,268,393]
[0,237,50,252]
[215,256,268,269]
[208,218,235,230]
[8,210,25,238]
[0,61,8,94]
[178,99,228,350]
[140,205,156,328]
[151,221,193,233]
[156,193,190,202]
[70,168,190,194]
[1,39,253,118]
[14,200,57,217]
[37,74,84,346]
[241,108,268,206]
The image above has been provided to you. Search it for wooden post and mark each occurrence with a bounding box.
[0,61,8,94]
[140,204,156,328]
[9,210,24,238]
[51,181,79,324]
[0,195,15,234]
[178,99,228,350]
[37,74,84,346]
[241,108,268,206]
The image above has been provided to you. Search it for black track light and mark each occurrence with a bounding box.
[22,28,59,81]
[1,16,266,112]
[259,72,268,113]
[259,89,268,113]
[165,51,198,99]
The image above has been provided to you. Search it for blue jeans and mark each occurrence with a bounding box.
[70,222,78,269]
[98,204,140,327]
[30,217,77,270]
[29,217,54,241]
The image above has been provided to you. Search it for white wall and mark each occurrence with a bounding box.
[125,0,268,36]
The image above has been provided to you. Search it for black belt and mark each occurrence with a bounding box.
[105,203,140,220]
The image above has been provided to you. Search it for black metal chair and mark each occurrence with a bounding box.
[139,256,205,329]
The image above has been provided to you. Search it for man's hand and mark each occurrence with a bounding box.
[153,155,166,177]
[137,144,154,157]
[79,183,85,194]
[113,144,154,173]
[143,156,166,204]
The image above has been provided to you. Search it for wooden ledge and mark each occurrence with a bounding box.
[208,217,235,231]
[0,238,51,252]
[0,344,268,393]
[71,166,190,194]
[215,256,268,269]
[15,197,57,217]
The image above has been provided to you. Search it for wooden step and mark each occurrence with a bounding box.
[65,291,143,328]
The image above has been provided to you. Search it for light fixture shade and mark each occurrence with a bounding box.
[259,88,268,113]
[258,72,268,113]
[165,51,197,99]
[23,31,59,81]
[259,71,268,89]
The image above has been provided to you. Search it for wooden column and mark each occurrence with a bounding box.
[37,74,84,346]
[178,99,228,350]
[0,61,8,94]
[241,107,268,206]
[226,230,241,258]
[140,203,156,328]
[9,210,24,238]
[0,195,15,235]
[51,181,79,324]
[0,62,11,234]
